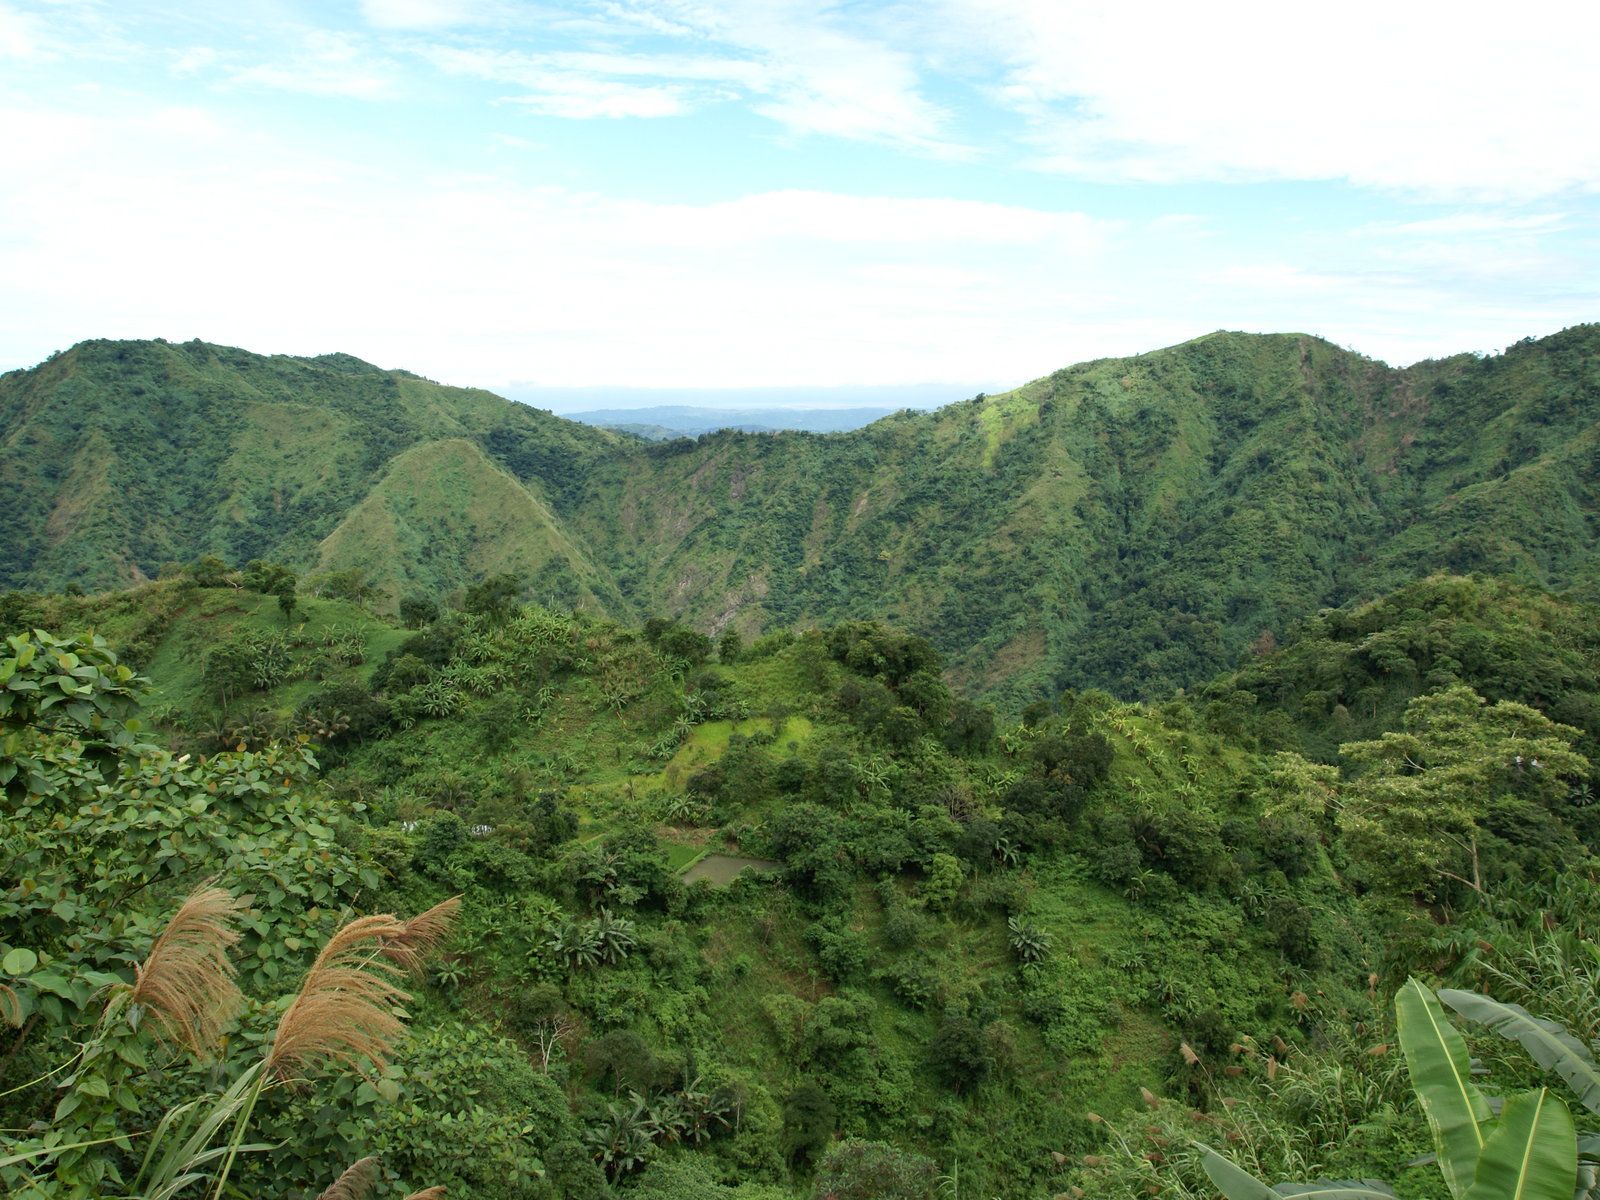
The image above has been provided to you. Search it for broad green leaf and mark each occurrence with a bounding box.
[1,947,37,975]
[1397,977,1494,1199]
[1441,990,1600,1117]
[1463,1088,1575,1200]
[1275,1183,1397,1199]
[1199,1145,1279,1200]
[77,1074,111,1099]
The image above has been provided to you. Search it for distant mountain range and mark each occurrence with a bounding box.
[498,381,984,416]
[564,405,914,438]
[3,326,1597,703]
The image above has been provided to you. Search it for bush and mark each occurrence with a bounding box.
[630,1157,789,1199]
[373,1022,572,1199]
[810,1138,939,1200]
[928,1014,993,1093]
[781,1081,835,1167]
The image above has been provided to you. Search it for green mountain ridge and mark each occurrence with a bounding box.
[4,325,1598,703]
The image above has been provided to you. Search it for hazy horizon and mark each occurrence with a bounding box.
[2,2,1595,390]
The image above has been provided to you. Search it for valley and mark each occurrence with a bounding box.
[1,328,1598,1199]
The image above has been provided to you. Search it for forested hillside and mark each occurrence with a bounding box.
[2,570,1597,1198]
[2,326,1598,707]
[0,339,619,609]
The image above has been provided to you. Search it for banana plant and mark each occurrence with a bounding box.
[1397,978,1495,1197]
[1201,978,1579,1200]
[1438,990,1600,1118]
[1440,988,1600,1199]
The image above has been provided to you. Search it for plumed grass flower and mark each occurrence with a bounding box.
[381,895,462,976]
[316,1155,379,1200]
[127,885,246,1057]
[0,983,20,1028]
[207,898,460,1198]
[266,898,458,1083]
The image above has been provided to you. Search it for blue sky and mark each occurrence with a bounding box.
[1,0,1597,397]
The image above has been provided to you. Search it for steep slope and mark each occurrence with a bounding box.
[567,327,1600,700]
[0,337,618,595]
[3,325,1599,702]
[315,437,625,613]
[6,579,1377,1197]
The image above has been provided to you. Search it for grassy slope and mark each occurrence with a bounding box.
[314,436,627,614]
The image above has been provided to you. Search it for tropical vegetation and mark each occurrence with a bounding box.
[2,325,1599,1197]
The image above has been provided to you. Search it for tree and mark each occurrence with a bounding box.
[917,852,965,911]
[718,628,743,664]
[461,572,522,622]
[275,576,297,624]
[241,558,295,595]
[781,1081,835,1167]
[189,554,232,587]
[584,1094,656,1181]
[399,593,440,628]
[928,1014,993,1093]
[1339,685,1589,899]
[652,624,711,667]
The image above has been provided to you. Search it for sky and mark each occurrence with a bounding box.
[1,0,1597,399]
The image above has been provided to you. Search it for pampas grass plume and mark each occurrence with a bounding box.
[266,899,460,1082]
[128,885,245,1056]
[317,1156,379,1200]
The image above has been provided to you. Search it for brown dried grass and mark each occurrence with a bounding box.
[402,1190,446,1199]
[0,983,21,1028]
[128,885,245,1056]
[266,899,459,1083]
[316,1156,379,1200]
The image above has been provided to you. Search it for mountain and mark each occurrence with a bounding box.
[4,325,1598,703]
[564,404,912,438]
[564,326,1600,701]
[0,336,618,600]
[313,437,625,613]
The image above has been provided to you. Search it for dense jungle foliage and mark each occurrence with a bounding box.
[3,564,1600,1198]
[4,324,1600,1197]
[3,325,1598,705]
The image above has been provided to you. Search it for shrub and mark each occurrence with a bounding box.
[810,1138,940,1200]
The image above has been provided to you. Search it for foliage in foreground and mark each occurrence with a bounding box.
[3,565,1600,1196]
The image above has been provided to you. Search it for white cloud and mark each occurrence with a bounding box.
[505,76,688,118]
[1374,213,1570,238]
[934,0,1600,198]
[0,98,1124,387]
[415,2,962,149]
[359,0,502,30]
[670,0,962,152]
[169,45,220,76]
[229,31,398,99]
[0,81,1594,392]
[0,2,50,60]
